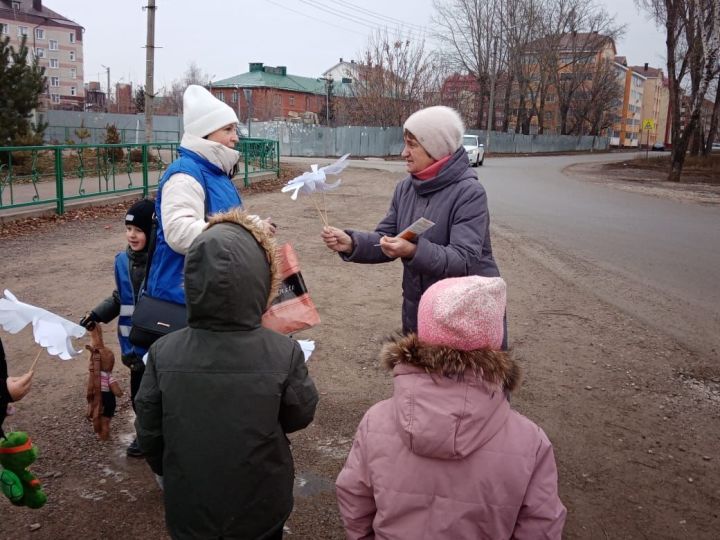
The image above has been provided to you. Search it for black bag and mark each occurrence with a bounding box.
[128,203,192,349]
[128,294,187,349]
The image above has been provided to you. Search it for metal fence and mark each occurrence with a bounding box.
[45,125,181,145]
[0,138,280,216]
[248,122,610,157]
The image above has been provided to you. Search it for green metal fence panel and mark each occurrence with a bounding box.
[237,138,280,187]
[0,138,280,215]
[0,142,178,215]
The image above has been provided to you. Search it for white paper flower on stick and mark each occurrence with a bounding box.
[0,289,86,360]
[281,153,350,200]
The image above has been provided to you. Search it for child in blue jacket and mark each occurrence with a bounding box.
[81,198,154,457]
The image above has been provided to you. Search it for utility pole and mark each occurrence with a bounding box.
[144,0,156,143]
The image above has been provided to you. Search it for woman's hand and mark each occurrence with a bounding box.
[7,371,33,402]
[379,236,416,259]
[321,226,353,254]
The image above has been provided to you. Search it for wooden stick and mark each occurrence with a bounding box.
[321,191,329,226]
[310,194,329,227]
[29,348,42,372]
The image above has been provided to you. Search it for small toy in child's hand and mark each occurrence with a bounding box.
[86,325,122,441]
[0,431,47,508]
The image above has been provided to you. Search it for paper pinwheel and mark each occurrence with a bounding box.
[0,289,86,360]
[281,154,350,225]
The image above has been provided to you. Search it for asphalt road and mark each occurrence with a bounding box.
[476,153,720,360]
[288,152,720,360]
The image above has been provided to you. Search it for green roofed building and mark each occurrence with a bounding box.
[209,62,352,125]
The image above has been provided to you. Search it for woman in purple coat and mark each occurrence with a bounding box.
[321,106,502,335]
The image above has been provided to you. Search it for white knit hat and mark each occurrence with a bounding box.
[403,106,465,160]
[183,85,239,138]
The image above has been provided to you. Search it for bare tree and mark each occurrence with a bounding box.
[703,73,720,154]
[433,0,502,129]
[164,62,212,115]
[638,0,720,181]
[343,30,433,127]
[568,58,624,135]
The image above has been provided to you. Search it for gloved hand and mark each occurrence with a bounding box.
[79,311,100,330]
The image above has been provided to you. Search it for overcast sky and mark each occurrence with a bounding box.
[46,0,666,92]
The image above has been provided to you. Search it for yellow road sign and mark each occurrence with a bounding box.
[642,119,655,130]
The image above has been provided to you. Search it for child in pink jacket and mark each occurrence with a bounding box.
[336,276,566,539]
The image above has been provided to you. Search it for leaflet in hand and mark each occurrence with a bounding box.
[397,218,435,242]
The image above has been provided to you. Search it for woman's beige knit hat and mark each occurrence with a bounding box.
[403,106,465,160]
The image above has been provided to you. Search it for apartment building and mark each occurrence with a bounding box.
[609,58,646,147]
[515,32,619,136]
[630,64,670,148]
[0,0,83,110]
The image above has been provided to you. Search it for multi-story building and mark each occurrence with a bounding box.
[608,58,646,147]
[514,32,619,136]
[0,0,83,110]
[629,64,670,148]
[440,72,510,131]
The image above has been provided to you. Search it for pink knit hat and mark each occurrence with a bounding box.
[417,276,506,351]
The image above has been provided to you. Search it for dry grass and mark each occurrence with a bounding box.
[606,154,720,185]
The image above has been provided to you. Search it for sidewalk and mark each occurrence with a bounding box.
[0,168,276,223]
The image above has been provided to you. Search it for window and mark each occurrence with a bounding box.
[231,91,238,103]
[215,92,225,102]
[289,95,295,107]
[12,1,20,9]
[18,26,28,37]
[35,28,45,40]
[70,67,76,79]
[0,23,7,35]
[69,51,76,61]
[69,32,75,43]
[50,76,60,87]
[49,40,59,51]
[35,48,45,58]
[70,86,77,96]
[49,58,59,68]
[51,94,60,103]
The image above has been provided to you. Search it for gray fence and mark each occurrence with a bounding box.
[42,110,182,144]
[248,122,609,157]
[41,112,609,156]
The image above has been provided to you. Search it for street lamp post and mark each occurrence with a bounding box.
[243,88,253,137]
[318,77,331,126]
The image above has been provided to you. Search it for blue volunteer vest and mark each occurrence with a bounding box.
[115,251,147,358]
[146,147,242,305]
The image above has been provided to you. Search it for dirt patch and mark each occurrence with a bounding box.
[565,160,720,205]
[0,166,718,538]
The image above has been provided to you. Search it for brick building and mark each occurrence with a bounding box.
[210,63,329,124]
[1,0,83,110]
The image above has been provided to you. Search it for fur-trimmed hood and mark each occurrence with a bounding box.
[185,209,280,331]
[380,334,520,459]
[381,334,520,391]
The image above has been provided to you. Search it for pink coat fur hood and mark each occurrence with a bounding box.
[336,334,566,539]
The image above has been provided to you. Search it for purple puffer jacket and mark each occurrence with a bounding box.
[343,147,500,332]
[336,335,566,540]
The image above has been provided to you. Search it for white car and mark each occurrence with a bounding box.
[463,134,485,166]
